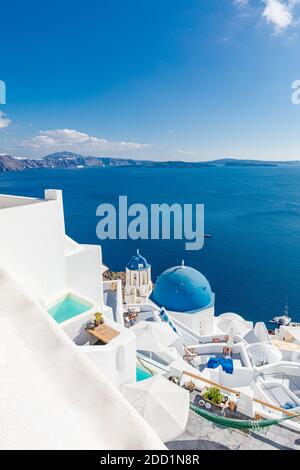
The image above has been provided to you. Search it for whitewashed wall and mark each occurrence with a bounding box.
[0,189,104,308]
[0,194,66,304]
[65,244,103,307]
[169,305,215,335]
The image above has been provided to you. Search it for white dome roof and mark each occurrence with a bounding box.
[217,312,246,322]
[217,312,251,336]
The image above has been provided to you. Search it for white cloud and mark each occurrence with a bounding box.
[0,111,11,129]
[234,0,249,6]
[178,150,197,155]
[24,128,151,153]
[233,0,300,33]
[262,0,294,32]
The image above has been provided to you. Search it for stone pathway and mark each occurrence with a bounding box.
[167,409,300,450]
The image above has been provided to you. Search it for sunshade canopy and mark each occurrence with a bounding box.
[122,375,189,442]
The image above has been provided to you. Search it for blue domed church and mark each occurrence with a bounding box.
[152,261,215,335]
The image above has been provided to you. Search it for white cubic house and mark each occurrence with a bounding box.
[0,189,164,450]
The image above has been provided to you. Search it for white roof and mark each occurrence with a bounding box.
[217,312,252,336]
[218,312,246,321]
[0,268,164,450]
[132,321,179,353]
[281,326,300,342]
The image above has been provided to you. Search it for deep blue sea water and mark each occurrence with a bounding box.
[1,165,300,325]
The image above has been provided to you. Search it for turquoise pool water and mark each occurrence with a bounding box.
[48,294,91,323]
[136,366,152,382]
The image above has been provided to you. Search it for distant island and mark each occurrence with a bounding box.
[0,151,298,173]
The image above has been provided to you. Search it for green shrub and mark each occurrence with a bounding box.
[203,387,224,405]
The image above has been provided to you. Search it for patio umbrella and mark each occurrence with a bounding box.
[132,321,179,354]
[122,375,189,442]
[246,342,283,365]
[253,322,271,343]
[217,313,250,337]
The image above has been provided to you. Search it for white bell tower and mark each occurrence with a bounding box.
[124,250,152,304]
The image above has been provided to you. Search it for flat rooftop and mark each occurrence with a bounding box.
[0,189,62,210]
[0,194,44,209]
[272,339,300,352]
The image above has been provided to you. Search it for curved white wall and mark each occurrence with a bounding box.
[0,267,164,450]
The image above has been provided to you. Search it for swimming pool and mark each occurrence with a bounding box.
[47,293,92,323]
[136,366,152,382]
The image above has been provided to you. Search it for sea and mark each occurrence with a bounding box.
[1,164,300,326]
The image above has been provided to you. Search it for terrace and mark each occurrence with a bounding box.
[0,194,44,209]
[255,362,300,400]
[177,342,254,389]
[62,312,137,389]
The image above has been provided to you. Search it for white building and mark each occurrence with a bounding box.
[124,250,152,304]
[0,190,164,450]
[5,188,299,446]
[0,189,104,310]
[277,325,300,346]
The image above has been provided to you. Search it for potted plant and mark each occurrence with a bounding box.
[202,386,225,406]
[184,380,196,393]
[94,312,104,326]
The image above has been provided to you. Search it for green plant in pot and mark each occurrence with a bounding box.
[203,386,225,405]
[94,312,104,326]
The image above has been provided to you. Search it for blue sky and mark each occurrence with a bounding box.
[1,0,300,160]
